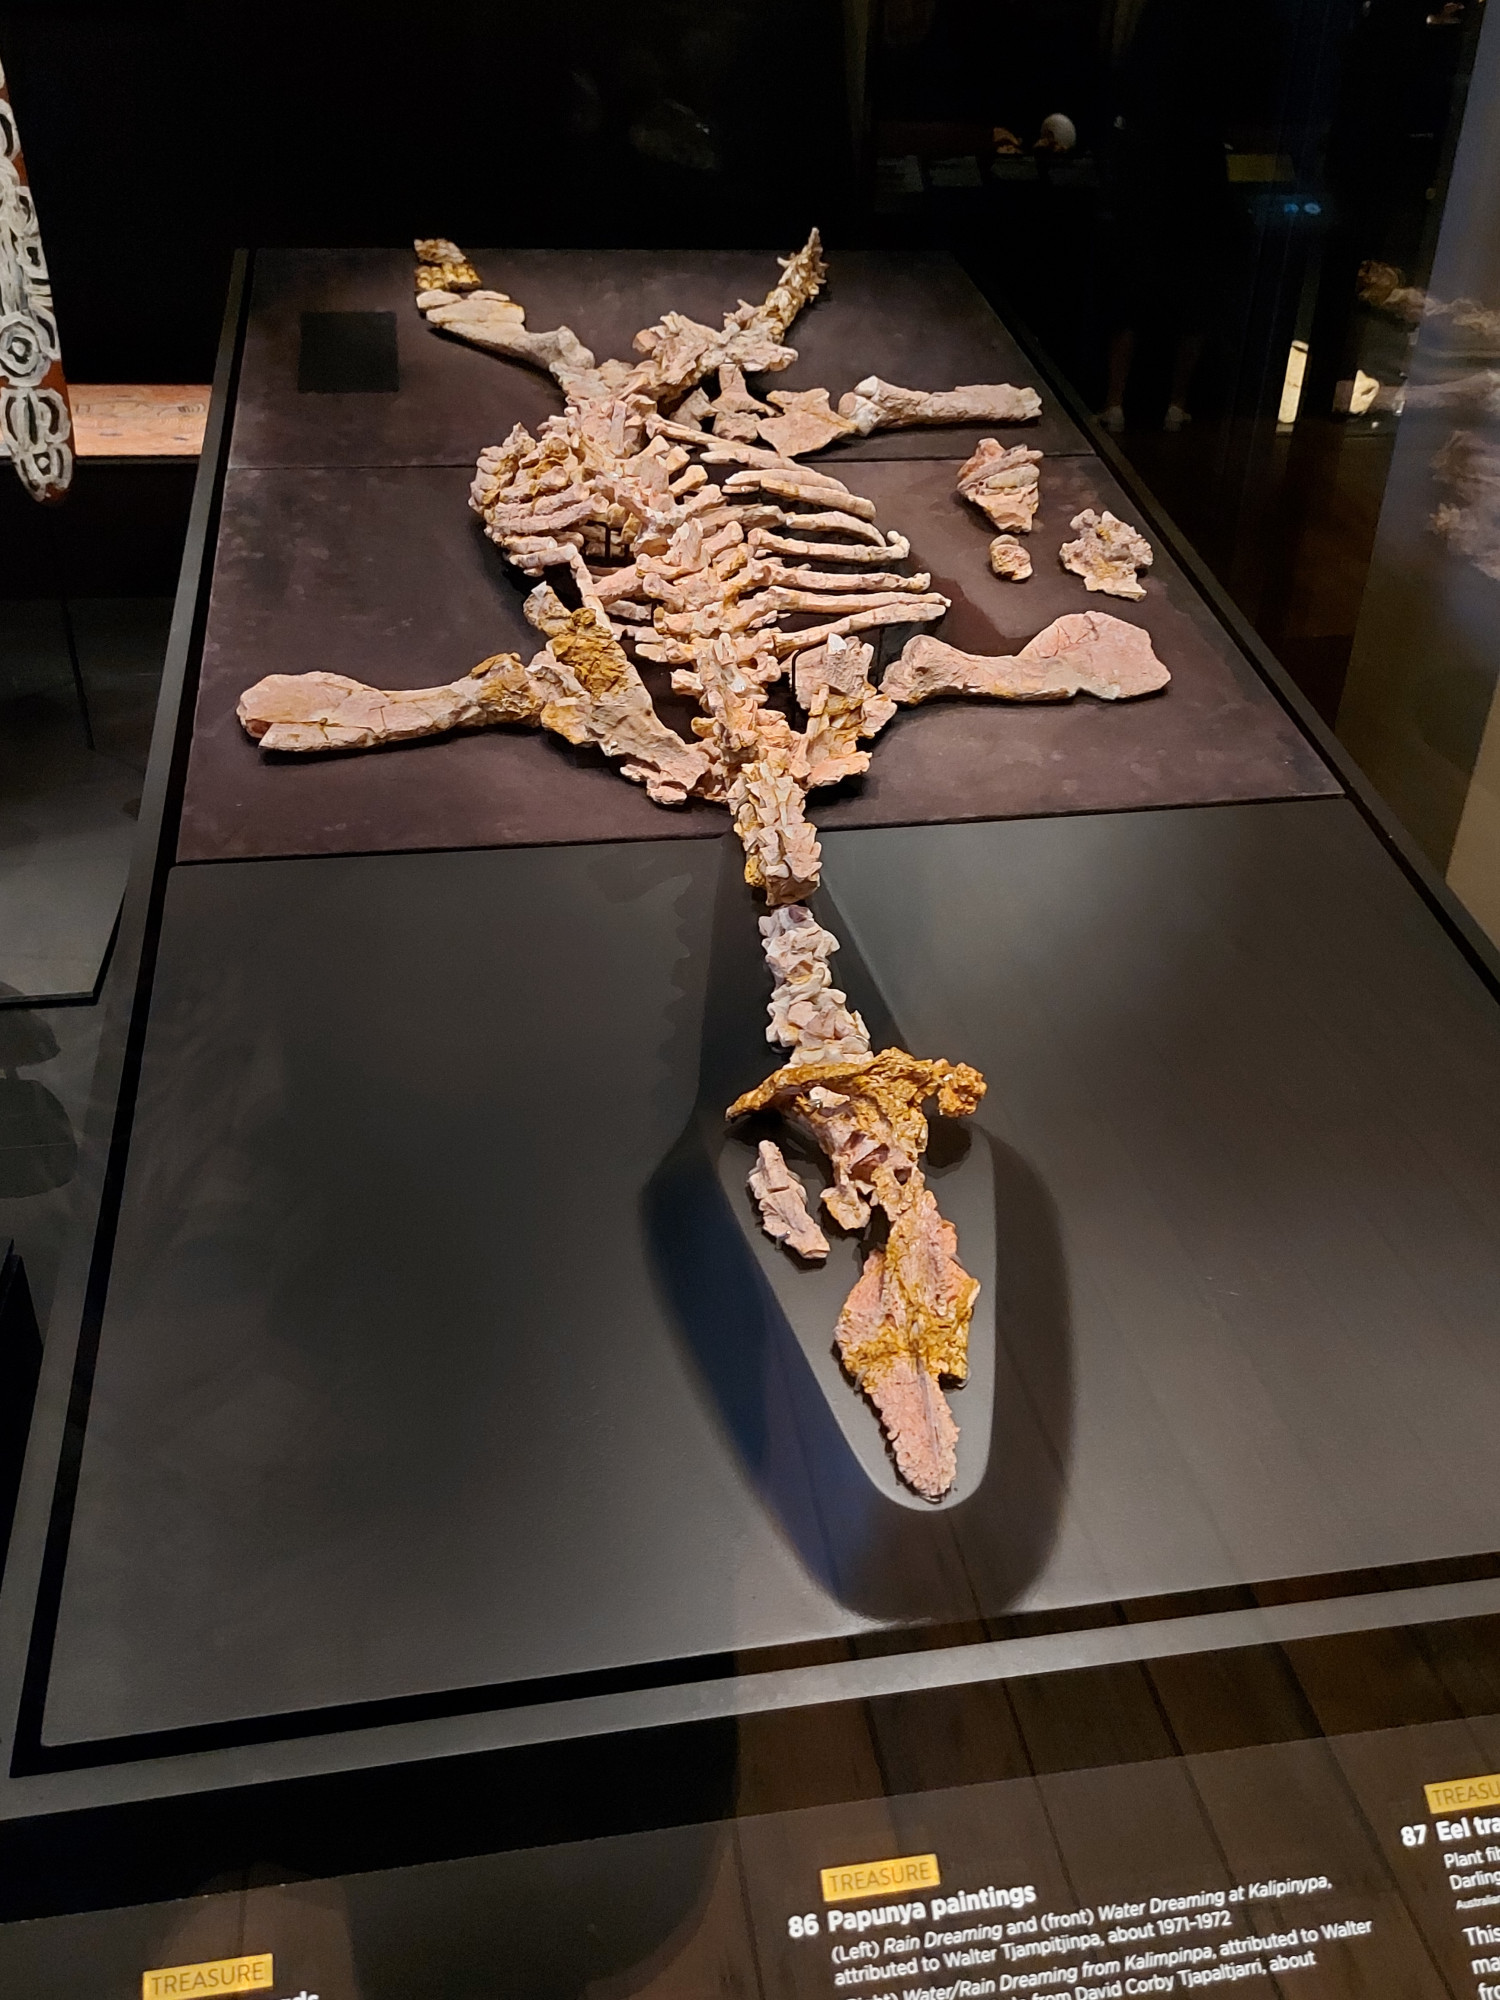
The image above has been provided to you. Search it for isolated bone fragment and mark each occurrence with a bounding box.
[957,438,1043,534]
[885,611,1169,705]
[237,655,542,752]
[523,595,710,804]
[748,1140,830,1261]
[1059,508,1153,599]
[988,535,1033,580]
[838,376,1042,435]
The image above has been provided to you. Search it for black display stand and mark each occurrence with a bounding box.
[2,249,1500,1909]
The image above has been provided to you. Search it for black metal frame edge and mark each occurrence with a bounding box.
[13,1549,1500,1782]
[990,286,1500,1001]
[0,252,252,1806]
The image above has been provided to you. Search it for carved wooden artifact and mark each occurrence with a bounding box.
[0,54,72,501]
[238,235,1171,1497]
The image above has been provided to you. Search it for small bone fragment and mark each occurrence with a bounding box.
[838,376,1042,435]
[757,387,857,457]
[885,610,1169,705]
[761,904,871,1063]
[748,1140,830,1260]
[413,238,481,295]
[957,438,1043,534]
[989,535,1033,580]
[237,655,542,752]
[1060,509,1153,599]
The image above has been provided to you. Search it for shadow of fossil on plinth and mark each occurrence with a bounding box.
[645,837,1072,1627]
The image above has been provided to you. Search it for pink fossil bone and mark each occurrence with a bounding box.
[761,904,871,1064]
[1059,508,1154,600]
[838,376,1042,436]
[884,611,1170,705]
[988,535,1033,580]
[237,655,542,752]
[748,1140,830,1261]
[957,438,1043,535]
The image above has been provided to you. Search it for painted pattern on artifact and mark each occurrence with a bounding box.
[0,55,71,502]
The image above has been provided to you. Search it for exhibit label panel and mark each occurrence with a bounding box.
[8,1712,1500,1997]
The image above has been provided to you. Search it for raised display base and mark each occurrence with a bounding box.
[37,802,1500,1754]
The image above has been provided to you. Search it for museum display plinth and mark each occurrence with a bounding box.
[2,247,1500,1856]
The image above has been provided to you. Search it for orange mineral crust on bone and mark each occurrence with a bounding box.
[729,1048,986,1499]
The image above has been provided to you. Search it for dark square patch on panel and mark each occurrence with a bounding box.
[297,312,399,393]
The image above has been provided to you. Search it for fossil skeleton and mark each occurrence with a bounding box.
[238,232,1170,1499]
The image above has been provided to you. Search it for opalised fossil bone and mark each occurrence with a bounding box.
[838,376,1042,436]
[238,234,1173,1496]
[1059,509,1154,600]
[988,535,1033,580]
[956,438,1043,535]
[748,1140,830,1261]
[885,612,1169,705]
[703,362,771,441]
[757,386,857,458]
[729,1048,986,1500]
[761,903,871,1064]
[414,238,481,297]
[522,588,712,804]
[237,655,542,752]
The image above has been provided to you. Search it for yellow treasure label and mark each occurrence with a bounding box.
[1426,1773,1500,1815]
[141,1956,274,1998]
[821,1853,941,1903]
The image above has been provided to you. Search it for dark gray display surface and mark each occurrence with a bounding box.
[177,454,1333,864]
[42,800,1500,1745]
[231,247,1091,471]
